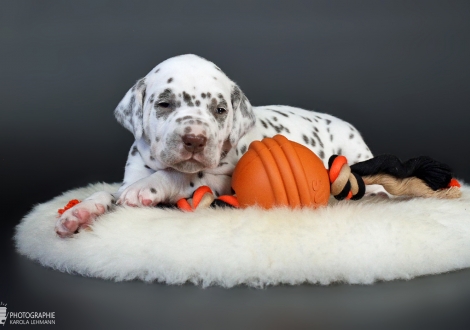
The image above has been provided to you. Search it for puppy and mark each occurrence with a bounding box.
[55,54,376,237]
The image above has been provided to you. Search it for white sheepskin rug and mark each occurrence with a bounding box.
[15,182,470,288]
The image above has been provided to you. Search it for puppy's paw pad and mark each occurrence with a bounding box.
[55,192,114,238]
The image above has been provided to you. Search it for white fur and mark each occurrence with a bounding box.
[16,182,470,287]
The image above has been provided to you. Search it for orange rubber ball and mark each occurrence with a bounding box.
[232,135,330,209]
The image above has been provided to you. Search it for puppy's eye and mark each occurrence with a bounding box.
[158,102,170,108]
[217,107,227,114]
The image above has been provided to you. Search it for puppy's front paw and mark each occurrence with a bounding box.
[55,191,114,238]
[118,178,165,207]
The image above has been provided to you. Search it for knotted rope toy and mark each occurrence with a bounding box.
[58,135,461,214]
[176,135,461,211]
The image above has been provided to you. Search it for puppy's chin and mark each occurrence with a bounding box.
[170,159,207,173]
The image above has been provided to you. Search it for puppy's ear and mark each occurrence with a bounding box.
[114,78,147,140]
[229,84,256,147]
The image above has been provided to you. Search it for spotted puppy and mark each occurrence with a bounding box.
[55,54,376,237]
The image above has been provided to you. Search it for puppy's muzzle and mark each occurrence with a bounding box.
[182,134,207,153]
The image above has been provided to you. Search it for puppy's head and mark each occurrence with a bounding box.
[114,54,255,173]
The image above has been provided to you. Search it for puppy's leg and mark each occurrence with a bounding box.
[55,143,155,238]
[118,168,234,206]
[118,169,191,206]
[55,191,115,238]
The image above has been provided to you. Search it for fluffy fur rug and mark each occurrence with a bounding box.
[15,182,470,287]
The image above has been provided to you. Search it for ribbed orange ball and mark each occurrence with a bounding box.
[232,135,330,209]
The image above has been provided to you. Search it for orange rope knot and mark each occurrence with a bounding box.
[447,178,461,188]
[176,186,239,212]
[328,155,366,200]
[58,199,81,215]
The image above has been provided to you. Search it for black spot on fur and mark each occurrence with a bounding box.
[266,119,290,134]
[326,119,331,125]
[260,119,268,129]
[182,91,194,107]
[190,182,194,187]
[198,171,204,179]
[142,132,150,145]
[337,148,342,155]
[184,126,192,134]
[349,133,354,139]
[268,109,289,117]
[135,78,146,90]
[330,134,334,142]
[313,132,324,148]
[272,116,278,121]
[167,78,173,83]
[150,156,155,161]
[310,138,316,147]
[154,68,160,73]
[131,146,139,156]
[195,100,201,106]
[150,188,157,194]
[145,165,151,169]
[319,150,325,159]
[302,134,309,144]
[302,116,312,122]
[240,145,247,154]
[201,93,206,99]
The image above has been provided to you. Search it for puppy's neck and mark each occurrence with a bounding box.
[135,138,167,171]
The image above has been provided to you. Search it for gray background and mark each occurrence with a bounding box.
[1,1,470,329]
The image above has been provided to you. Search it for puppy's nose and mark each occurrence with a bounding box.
[182,134,207,153]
